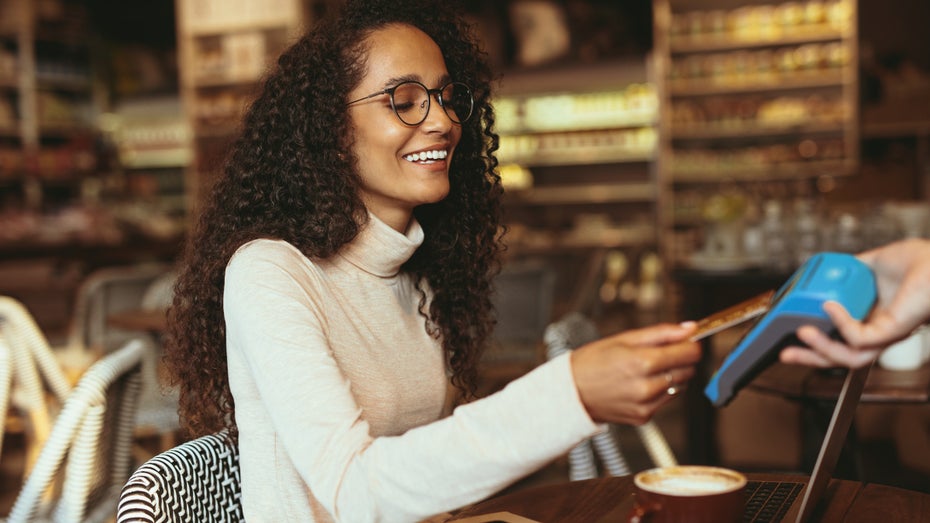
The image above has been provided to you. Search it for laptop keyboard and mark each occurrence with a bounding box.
[743,481,805,523]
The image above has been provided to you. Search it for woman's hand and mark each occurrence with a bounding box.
[570,322,700,425]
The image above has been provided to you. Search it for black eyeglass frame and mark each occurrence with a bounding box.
[346,80,474,126]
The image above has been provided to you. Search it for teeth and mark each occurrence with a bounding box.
[404,149,448,162]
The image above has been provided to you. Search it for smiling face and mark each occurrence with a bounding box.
[346,23,462,232]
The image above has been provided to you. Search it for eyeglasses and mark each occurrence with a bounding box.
[346,80,474,126]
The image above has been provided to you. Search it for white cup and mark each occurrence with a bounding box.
[879,328,929,371]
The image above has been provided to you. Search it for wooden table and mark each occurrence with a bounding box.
[753,361,930,404]
[750,361,930,477]
[450,473,930,522]
[107,308,168,335]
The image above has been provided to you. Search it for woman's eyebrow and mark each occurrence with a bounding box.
[379,73,453,89]
[380,74,420,89]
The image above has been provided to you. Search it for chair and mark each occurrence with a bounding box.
[0,335,11,461]
[4,339,145,523]
[67,264,181,459]
[67,263,172,353]
[0,296,74,473]
[544,312,678,480]
[116,431,244,523]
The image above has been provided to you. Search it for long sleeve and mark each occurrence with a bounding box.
[225,237,599,522]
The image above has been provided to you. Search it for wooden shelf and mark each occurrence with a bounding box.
[0,0,100,212]
[670,159,853,183]
[505,182,656,206]
[498,148,654,168]
[35,76,92,92]
[496,58,650,97]
[669,72,845,97]
[653,0,860,273]
[505,226,658,254]
[492,57,661,318]
[37,123,93,137]
[190,75,262,89]
[185,18,299,38]
[497,118,656,136]
[119,148,193,169]
[671,121,845,140]
[669,26,846,53]
[861,120,930,139]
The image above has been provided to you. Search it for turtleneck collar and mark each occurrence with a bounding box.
[338,213,424,277]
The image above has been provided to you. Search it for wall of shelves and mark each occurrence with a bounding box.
[0,0,101,212]
[653,0,860,270]
[494,59,665,320]
[175,0,329,211]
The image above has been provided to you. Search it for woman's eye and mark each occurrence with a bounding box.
[393,102,415,112]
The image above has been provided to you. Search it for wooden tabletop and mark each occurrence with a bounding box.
[752,362,930,404]
[450,473,930,522]
[107,308,168,334]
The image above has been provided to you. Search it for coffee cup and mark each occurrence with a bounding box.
[879,327,929,371]
[629,465,746,523]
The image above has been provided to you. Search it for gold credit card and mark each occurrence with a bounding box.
[690,290,775,342]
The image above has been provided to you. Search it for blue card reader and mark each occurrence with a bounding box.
[704,252,877,407]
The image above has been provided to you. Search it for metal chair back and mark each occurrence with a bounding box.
[5,340,146,523]
[544,312,678,480]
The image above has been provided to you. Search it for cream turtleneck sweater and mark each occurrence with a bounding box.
[224,214,598,522]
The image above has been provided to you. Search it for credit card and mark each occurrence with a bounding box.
[689,290,774,342]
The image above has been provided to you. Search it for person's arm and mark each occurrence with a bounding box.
[225,242,698,522]
[224,243,589,521]
[780,238,930,368]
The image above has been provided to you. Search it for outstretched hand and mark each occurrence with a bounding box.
[780,238,930,368]
[571,322,700,425]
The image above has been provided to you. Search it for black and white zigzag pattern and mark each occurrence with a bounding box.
[116,431,244,523]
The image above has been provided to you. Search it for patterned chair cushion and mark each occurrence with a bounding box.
[117,431,244,523]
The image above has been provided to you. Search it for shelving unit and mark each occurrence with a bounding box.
[104,96,191,241]
[174,0,318,211]
[653,0,859,270]
[0,0,101,212]
[493,59,665,320]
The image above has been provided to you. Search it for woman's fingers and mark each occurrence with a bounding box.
[612,322,698,347]
[780,324,880,368]
[603,365,695,425]
[571,340,700,425]
[779,346,841,368]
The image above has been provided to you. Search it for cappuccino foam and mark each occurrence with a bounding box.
[636,467,745,496]
[645,476,737,496]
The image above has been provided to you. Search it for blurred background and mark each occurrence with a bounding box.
[0,0,928,515]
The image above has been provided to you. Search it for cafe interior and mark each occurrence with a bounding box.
[0,0,928,520]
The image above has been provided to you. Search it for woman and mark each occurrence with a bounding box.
[165,0,700,521]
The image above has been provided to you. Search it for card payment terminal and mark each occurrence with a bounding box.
[704,252,877,407]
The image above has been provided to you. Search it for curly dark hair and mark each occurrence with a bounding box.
[165,0,503,439]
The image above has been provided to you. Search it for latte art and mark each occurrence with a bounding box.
[643,476,739,496]
[636,466,746,497]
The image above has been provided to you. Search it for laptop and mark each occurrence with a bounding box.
[741,362,871,522]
